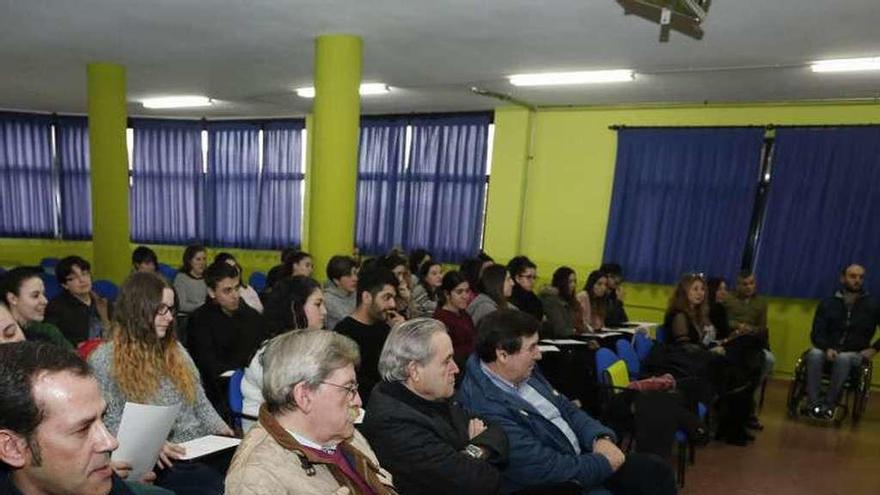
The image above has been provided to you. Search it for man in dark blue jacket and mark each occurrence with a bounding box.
[458,309,675,495]
[805,264,880,420]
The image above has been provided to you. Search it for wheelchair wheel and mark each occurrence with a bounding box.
[786,357,806,417]
[851,362,873,424]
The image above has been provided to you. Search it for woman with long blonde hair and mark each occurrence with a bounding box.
[89,272,231,494]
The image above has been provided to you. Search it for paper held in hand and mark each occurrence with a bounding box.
[111,402,181,481]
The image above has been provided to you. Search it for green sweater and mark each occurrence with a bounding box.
[25,321,74,350]
[722,295,768,330]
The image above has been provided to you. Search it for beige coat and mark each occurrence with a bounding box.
[225,407,395,495]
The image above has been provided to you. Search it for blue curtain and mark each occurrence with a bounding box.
[130,119,204,244]
[55,116,92,239]
[355,118,408,255]
[256,121,305,249]
[754,127,880,298]
[603,128,765,284]
[0,114,55,237]
[205,122,260,247]
[402,115,491,261]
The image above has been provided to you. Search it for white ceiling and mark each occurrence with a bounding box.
[1,0,879,118]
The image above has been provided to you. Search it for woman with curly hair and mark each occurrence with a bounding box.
[89,272,232,494]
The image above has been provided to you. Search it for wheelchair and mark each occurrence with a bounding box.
[786,349,873,425]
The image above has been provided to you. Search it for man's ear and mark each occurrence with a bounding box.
[207,287,216,300]
[292,382,313,414]
[361,291,373,307]
[0,430,30,468]
[495,348,508,365]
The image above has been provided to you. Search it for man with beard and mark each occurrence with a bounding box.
[804,264,880,420]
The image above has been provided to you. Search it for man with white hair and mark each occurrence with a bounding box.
[362,318,509,495]
[225,330,395,495]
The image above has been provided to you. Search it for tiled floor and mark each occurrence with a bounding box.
[681,380,880,495]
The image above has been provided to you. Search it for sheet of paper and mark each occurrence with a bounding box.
[604,327,636,334]
[112,402,181,481]
[594,331,623,338]
[538,345,561,352]
[541,339,588,345]
[220,370,235,378]
[626,321,659,327]
[178,435,242,460]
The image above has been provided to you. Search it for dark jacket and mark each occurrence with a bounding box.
[1,468,135,495]
[362,381,508,495]
[510,284,544,321]
[604,291,628,328]
[44,290,105,346]
[811,289,880,352]
[457,355,616,495]
[335,316,391,404]
[188,301,267,381]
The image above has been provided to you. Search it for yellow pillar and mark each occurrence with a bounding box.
[308,35,362,276]
[87,63,130,284]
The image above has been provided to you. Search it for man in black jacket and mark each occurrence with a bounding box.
[805,264,880,420]
[362,318,508,495]
[188,261,266,412]
[44,256,110,347]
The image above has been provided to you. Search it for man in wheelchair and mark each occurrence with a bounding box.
[804,264,879,420]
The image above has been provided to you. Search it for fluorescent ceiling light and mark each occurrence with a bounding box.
[141,96,213,109]
[508,69,634,86]
[811,57,880,73]
[295,83,391,98]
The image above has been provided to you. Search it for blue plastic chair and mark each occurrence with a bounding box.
[654,325,667,344]
[40,257,60,274]
[616,339,641,379]
[92,280,119,302]
[227,368,248,430]
[249,271,267,292]
[157,263,178,283]
[594,348,619,385]
[40,273,62,300]
[633,332,654,361]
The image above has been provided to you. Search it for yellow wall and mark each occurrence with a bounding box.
[487,100,880,382]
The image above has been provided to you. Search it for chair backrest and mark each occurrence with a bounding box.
[654,325,667,344]
[616,339,641,377]
[249,271,267,292]
[595,348,619,385]
[228,369,246,427]
[633,332,653,360]
[40,273,62,300]
[92,279,119,301]
[157,263,178,283]
[605,360,632,390]
[40,257,60,274]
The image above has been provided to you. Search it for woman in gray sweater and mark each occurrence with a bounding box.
[467,264,516,326]
[173,244,208,314]
[89,272,232,495]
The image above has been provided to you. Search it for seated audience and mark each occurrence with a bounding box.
[286,250,314,278]
[324,255,359,330]
[578,270,609,331]
[132,246,159,274]
[804,264,879,420]
[724,270,776,416]
[0,341,137,495]
[408,249,432,287]
[212,252,263,313]
[460,257,488,306]
[541,266,588,337]
[334,268,404,404]
[468,264,514,326]
[89,272,233,495]
[410,260,443,318]
[225,330,395,495]
[242,276,326,430]
[600,263,629,327]
[507,256,544,321]
[458,310,676,494]
[379,253,413,319]
[188,261,266,411]
[433,271,478,371]
[173,244,209,315]
[45,256,110,346]
[362,318,509,495]
[1,267,71,349]
[0,303,25,344]
[264,247,298,290]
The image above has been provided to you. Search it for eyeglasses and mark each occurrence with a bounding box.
[321,381,359,401]
[156,304,176,316]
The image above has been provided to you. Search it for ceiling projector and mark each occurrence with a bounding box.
[616,0,711,42]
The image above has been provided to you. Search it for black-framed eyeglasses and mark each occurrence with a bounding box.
[156,304,177,316]
[321,381,359,401]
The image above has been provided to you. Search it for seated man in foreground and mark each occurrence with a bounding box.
[362,318,509,495]
[805,264,879,420]
[458,310,676,495]
[225,330,395,495]
[0,341,135,495]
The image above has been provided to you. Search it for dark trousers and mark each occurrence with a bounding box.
[604,453,677,495]
[154,449,233,495]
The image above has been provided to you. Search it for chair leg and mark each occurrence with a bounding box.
[677,442,687,488]
[688,440,696,465]
[759,378,768,412]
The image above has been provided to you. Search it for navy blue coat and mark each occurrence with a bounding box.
[457,354,616,494]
